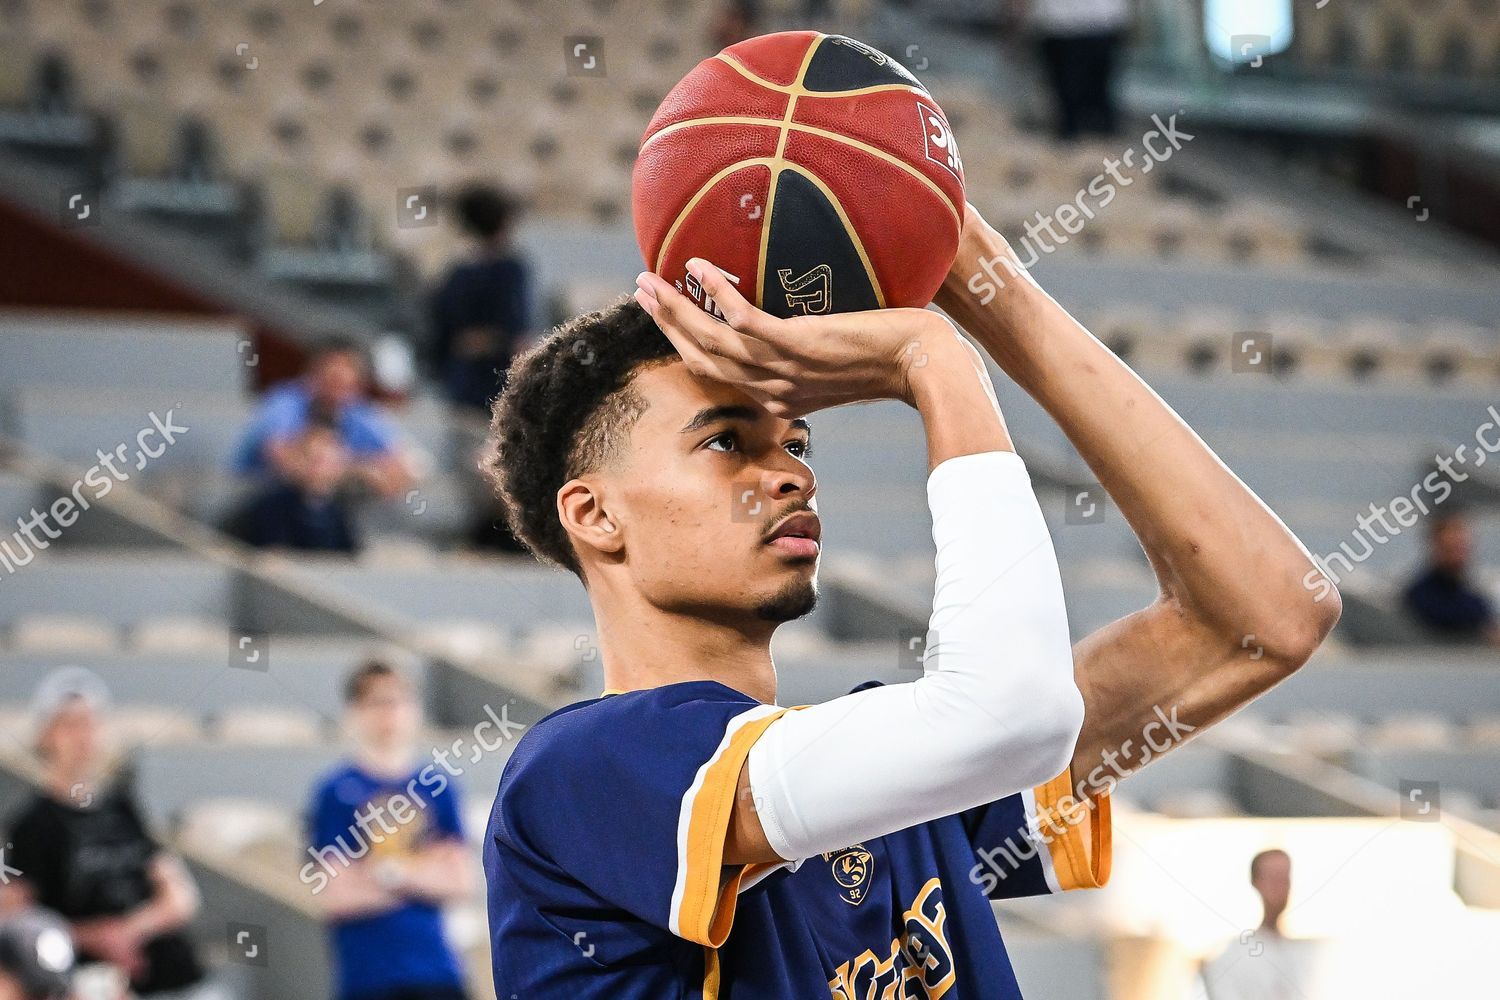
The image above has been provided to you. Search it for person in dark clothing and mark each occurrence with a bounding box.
[1010,0,1132,140]
[430,185,533,414]
[228,421,361,554]
[1404,511,1500,645]
[0,669,218,1000]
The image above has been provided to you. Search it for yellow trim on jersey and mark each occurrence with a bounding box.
[1035,767,1113,890]
[702,945,722,1000]
[676,709,790,946]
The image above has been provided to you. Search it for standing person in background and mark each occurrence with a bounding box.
[308,661,474,1000]
[1009,0,1132,140]
[1199,849,1319,1000]
[1403,511,1500,646]
[233,336,418,501]
[0,669,219,1000]
[430,185,534,415]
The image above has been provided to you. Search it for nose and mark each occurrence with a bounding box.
[758,450,816,509]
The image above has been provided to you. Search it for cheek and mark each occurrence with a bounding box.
[626,459,744,558]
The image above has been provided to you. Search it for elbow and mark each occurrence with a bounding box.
[992,675,1085,791]
[1040,681,1086,784]
[1261,578,1343,675]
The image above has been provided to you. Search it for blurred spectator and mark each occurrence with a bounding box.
[464,443,526,555]
[0,669,220,1000]
[226,419,361,554]
[0,908,74,1000]
[1403,511,1500,645]
[232,336,416,500]
[1011,0,1132,140]
[307,661,474,1000]
[430,185,533,415]
[1199,849,1313,1000]
[711,0,761,50]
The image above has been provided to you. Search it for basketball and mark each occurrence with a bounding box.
[632,31,966,319]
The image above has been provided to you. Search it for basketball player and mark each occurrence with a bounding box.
[480,205,1340,997]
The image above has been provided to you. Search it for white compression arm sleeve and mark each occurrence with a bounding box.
[747,451,1082,862]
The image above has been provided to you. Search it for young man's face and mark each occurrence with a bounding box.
[38,699,104,775]
[309,351,366,408]
[585,360,820,624]
[296,428,351,496]
[349,674,421,751]
[1252,852,1292,921]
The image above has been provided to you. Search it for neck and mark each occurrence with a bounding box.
[45,760,100,802]
[591,585,779,705]
[357,744,413,779]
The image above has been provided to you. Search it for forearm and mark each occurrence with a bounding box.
[390,845,474,904]
[126,856,198,940]
[319,865,400,920]
[905,317,1013,471]
[939,223,1336,657]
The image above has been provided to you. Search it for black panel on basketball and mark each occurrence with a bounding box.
[800,35,922,93]
[761,169,880,319]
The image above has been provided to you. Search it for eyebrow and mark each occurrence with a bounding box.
[681,404,812,437]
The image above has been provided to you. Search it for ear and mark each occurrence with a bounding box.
[557,477,625,562]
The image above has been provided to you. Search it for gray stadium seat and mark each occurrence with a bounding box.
[0,314,248,399]
[0,554,232,627]
[0,645,429,723]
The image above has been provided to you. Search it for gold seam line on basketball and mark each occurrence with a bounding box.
[753,33,823,305]
[641,116,962,230]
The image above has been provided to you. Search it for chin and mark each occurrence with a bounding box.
[753,576,819,623]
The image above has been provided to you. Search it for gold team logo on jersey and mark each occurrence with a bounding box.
[823,843,874,906]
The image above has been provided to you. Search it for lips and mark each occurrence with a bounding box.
[766,511,821,557]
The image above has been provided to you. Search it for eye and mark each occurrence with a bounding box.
[705,431,738,453]
[785,438,810,459]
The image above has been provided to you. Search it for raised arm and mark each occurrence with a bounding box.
[635,261,1082,866]
[934,206,1342,802]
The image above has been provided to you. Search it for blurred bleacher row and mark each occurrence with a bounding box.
[5,0,1482,326]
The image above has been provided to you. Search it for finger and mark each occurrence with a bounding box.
[683,258,761,333]
[635,272,774,371]
[633,283,754,385]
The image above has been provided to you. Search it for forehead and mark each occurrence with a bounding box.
[627,360,769,431]
[1257,853,1291,875]
[359,673,412,699]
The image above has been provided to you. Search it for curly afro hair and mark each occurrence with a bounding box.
[483,295,679,575]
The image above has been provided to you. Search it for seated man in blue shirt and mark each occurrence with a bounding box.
[1404,511,1500,646]
[233,337,416,500]
[306,661,474,1000]
[226,420,361,554]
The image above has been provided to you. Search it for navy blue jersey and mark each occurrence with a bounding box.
[484,680,1111,998]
